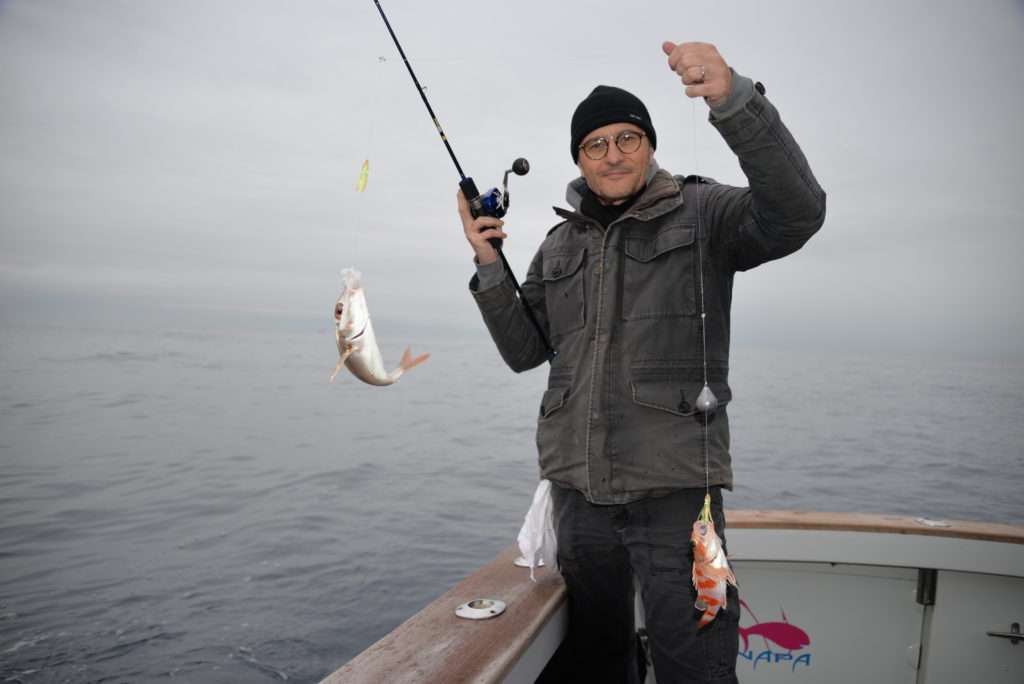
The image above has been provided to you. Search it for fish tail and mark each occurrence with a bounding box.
[399,346,430,373]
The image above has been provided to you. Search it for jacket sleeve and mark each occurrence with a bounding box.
[703,74,827,272]
[469,249,552,373]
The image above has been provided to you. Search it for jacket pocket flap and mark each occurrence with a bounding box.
[540,387,569,418]
[631,379,731,416]
[542,249,586,282]
[624,224,696,263]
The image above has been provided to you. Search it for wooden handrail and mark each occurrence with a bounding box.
[322,545,565,684]
[727,510,1024,544]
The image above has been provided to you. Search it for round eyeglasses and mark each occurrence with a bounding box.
[578,130,646,161]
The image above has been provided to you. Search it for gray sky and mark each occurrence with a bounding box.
[2,0,1023,359]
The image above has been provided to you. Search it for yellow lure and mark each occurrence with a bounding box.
[356,159,369,192]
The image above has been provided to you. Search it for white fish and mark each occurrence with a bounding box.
[331,268,429,385]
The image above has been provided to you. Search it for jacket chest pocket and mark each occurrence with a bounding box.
[543,248,586,337]
[621,224,698,320]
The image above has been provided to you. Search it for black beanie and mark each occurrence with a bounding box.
[570,85,657,162]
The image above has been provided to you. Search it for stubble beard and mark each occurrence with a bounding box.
[594,173,642,206]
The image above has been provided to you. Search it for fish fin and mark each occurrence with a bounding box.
[399,346,430,373]
[329,359,345,382]
[330,346,355,382]
[700,565,730,581]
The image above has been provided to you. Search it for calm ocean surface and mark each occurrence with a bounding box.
[2,319,1022,683]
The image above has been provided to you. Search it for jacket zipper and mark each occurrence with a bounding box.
[583,226,609,501]
[572,177,684,501]
[582,212,632,501]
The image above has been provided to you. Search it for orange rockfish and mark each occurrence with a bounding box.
[691,495,738,628]
[331,268,429,386]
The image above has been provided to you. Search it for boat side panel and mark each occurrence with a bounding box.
[730,561,922,684]
[499,600,569,684]
[917,570,1024,684]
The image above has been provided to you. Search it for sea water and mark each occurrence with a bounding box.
[1,320,1022,682]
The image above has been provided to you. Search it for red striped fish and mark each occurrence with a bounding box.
[691,495,738,628]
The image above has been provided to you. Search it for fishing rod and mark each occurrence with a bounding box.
[371,0,556,361]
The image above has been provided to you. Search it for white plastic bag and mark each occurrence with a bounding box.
[516,479,558,582]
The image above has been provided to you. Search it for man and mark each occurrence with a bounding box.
[457,41,824,683]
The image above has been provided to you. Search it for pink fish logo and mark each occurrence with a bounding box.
[739,599,810,652]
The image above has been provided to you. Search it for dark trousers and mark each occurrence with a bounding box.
[538,486,739,684]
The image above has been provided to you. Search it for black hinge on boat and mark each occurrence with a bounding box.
[916,568,937,606]
[986,622,1021,645]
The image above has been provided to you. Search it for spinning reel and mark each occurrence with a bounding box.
[459,157,531,248]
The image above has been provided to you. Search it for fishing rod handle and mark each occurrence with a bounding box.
[460,177,504,249]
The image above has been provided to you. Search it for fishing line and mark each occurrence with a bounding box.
[688,87,738,623]
[372,0,466,180]
[356,57,386,193]
[691,98,717,500]
[370,0,557,361]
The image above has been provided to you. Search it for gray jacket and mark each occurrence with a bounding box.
[470,79,825,504]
